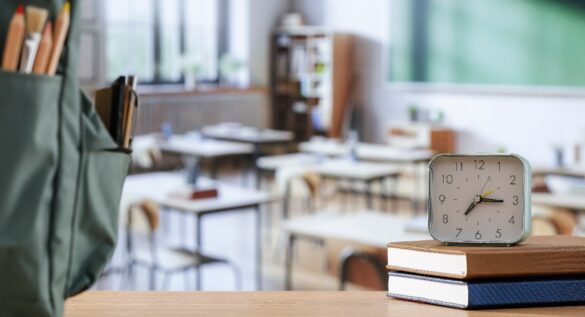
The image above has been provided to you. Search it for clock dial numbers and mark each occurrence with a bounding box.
[474,159,485,170]
[430,155,527,244]
[454,161,463,171]
[475,230,482,240]
[439,194,446,204]
[442,174,453,184]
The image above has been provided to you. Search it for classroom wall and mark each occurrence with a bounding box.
[291,0,585,166]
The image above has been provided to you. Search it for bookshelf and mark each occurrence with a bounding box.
[270,27,352,141]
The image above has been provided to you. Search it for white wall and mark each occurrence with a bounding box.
[292,0,585,166]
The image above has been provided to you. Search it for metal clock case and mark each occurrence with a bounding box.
[428,153,532,245]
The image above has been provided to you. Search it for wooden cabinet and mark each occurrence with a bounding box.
[270,27,352,141]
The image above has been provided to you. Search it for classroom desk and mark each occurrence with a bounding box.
[298,140,433,163]
[299,141,433,211]
[65,291,585,316]
[310,160,402,211]
[282,212,429,290]
[203,125,294,186]
[124,173,276,290]
[160,135,254,179]
[202,125,294,146]
[256,153,321,189]
[273,159,402,217]
[533,166,585,178]
[257,152,321,172]
[532,192,585,211]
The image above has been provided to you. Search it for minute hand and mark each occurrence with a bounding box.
[480,197,504,203]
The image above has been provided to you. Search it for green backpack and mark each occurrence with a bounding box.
[0,1,130,316]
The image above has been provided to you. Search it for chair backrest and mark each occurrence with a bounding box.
[127,200,161,264]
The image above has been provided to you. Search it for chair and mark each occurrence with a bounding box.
[125,200,241,290]
[338,247,387,291]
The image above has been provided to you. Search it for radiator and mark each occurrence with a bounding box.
[135,89,270,135]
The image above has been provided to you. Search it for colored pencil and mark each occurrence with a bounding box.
[46,1,70,75]
[32,23,53,74]
[1,5,25,71]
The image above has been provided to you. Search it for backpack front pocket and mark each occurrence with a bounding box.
[0,70,62,313]
[65,93,130,296]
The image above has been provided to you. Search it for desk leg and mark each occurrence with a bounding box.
[283,180,291,220]
[341,180,348,213]
[255,205,262,290]
[412,163,419,213]
[393,176,399,212]
[195,214,202,291]
[383,178,390,212]
[211,159,219,180]
[254,144,261,189]
[284,234,295,290]
[366,181,373,210]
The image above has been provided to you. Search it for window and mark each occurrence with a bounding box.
[105,0,221,84]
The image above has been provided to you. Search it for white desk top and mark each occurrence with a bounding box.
[311,160,401,181]
[299,141,433,163]
[283,212,430,248]
[533,166,585,178]
[532,192,585,212]
[123,172,274,214]
[160,135,254,158]
[256,153,321,171]
[202,125,294,144]
[299,140,349,157]
[357,144,434,163]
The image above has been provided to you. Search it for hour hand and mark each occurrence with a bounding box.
[464,201,477,215]
[480,197,504,203]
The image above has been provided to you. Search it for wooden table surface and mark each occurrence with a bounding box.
[64,291,585,317]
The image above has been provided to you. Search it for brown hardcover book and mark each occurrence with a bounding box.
[169,188,219,200]
[387,236,585,280]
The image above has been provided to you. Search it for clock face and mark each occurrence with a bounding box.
[428,154,531,244]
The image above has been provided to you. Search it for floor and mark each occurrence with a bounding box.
[95,165,425,292]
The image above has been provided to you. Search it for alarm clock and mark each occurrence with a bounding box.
[428,154,532,245]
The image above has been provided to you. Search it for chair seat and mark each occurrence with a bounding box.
[133,246,223,271]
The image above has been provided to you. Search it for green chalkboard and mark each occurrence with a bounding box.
[389,0,585,87]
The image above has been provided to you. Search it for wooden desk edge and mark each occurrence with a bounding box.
[65,291,585,317]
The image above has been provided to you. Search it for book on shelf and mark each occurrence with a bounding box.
[387,236,585,280]
[387,271,585,309]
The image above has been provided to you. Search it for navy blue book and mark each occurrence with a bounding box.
[387,272,585,309]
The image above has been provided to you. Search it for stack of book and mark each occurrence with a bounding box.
[386,236,585,309]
